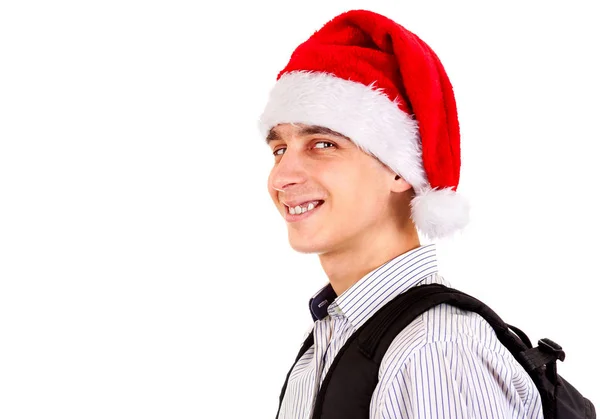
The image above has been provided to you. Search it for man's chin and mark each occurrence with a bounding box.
[288,233,348,255]
[289,241,321,254]
[288,235,331,255]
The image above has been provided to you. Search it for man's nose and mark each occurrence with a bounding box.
[270,149,308,191]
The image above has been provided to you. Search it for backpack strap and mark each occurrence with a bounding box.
[356,283,528,360]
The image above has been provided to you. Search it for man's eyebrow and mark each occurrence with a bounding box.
[298,125,350,140]
[265,128,281,144]
[265,125,350,145]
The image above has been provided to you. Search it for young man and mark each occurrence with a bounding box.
[259,9,543,419]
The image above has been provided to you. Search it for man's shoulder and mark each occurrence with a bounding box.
[372,302,543,419]
[380,301,517,373]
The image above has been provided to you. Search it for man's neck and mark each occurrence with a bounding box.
[318,228,421,297]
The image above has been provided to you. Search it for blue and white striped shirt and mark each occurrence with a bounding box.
[277,244,543,418]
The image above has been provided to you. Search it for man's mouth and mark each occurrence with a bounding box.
[284,200,325,222]
[286,200,324,215]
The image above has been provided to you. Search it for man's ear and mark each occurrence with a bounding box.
[391,174,413,193]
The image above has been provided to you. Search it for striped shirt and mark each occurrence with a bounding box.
[277,244,543,418]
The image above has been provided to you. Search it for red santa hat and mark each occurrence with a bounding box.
[259,9,469,240]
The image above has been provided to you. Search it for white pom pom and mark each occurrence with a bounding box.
[410,187,470,240]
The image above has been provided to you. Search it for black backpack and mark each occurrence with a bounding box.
[276,284,596,419]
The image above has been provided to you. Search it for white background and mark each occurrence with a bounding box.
[1,0,599,417]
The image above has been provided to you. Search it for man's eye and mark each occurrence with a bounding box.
[314,141,335,149]
[272,141,335,157]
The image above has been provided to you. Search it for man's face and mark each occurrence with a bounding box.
[266,123,399,255]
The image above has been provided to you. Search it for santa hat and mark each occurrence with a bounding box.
[258,9,469,240]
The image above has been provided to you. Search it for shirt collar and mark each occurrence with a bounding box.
[308,244,439,329]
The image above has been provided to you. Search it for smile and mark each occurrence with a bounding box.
[284,200,325,222]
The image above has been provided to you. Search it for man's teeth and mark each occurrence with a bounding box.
[288,201,320,215]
